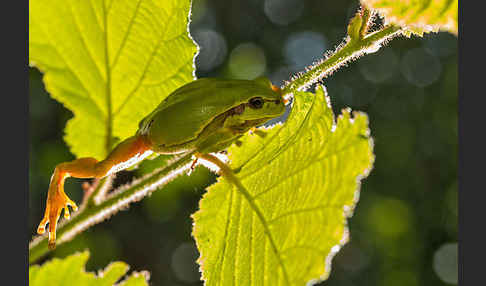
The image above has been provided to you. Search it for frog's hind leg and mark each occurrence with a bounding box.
[37,135,152,249]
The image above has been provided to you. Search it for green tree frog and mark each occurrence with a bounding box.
[37,77,286,249]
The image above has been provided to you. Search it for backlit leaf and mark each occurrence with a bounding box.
[361,0,458,36]
[192,86,374,285]
[29,0,198,159]
[29,251,149,286]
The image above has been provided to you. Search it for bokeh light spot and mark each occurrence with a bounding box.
[264,0,304,26]
[284,31,327,71]
[382,270,418,286]
[192,28,227,72]
[268,66,293,88]
[423,32,457,58]
[359,48,399,83]
[366,197,412,238]
[228,43,266,79]
[433,242,458,284]
[401,48,442,87]
[171,242,201,283]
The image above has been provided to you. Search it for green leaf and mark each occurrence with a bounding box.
[29,251,149,285]
[192,86,374,285]
[347,10,364,39]
[29,0,198,159]
[361,0,458,36]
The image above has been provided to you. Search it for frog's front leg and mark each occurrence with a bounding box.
[38,135,152,249]
[195,128,243,154]
[194,152,240,184]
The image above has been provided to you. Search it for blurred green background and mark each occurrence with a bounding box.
[29,0,457,285]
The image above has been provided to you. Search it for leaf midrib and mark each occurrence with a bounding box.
[236,183,291,286]
[102,0,113,153]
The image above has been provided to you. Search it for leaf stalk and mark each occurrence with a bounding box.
[281,9,402,97]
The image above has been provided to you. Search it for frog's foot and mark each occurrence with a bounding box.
[37,171,78,249]
[37,192,78,249]
[37,136,152,249]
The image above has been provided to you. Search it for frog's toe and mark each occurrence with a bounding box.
[37,192,78,249]
[67,199,78,212]
[37,215,48,235]
[62,200,78,219]
[47,208,62,249]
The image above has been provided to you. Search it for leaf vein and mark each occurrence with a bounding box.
[249,211,254,286]
[263,95,320,167]
[252,140,362,201]
[237,95,323,179]
[113,56,192,117]
[106,0,115,14]
[140,54,193,87]
[68,0,106,83]
[112,9,182,116]
[215,186,234,285]
[110,0,143,69]
[262,229,267,286]
[233,194,242,286]
[89,0,104,32]
[267,205,342,226]
[35,16,103,115]
[235,182,291,285]
[281,245,328,257]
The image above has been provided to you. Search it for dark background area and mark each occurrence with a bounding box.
[29,0,457,285]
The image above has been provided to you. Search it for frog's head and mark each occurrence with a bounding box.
[235,77,286,122]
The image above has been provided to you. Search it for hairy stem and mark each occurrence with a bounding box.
[88,175,114,206]
[29,152,195,263]
[281,21,402,96]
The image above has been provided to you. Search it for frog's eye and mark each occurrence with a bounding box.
[249,97,264,109]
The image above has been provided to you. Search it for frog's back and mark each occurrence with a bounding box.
[137,77,278,152]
